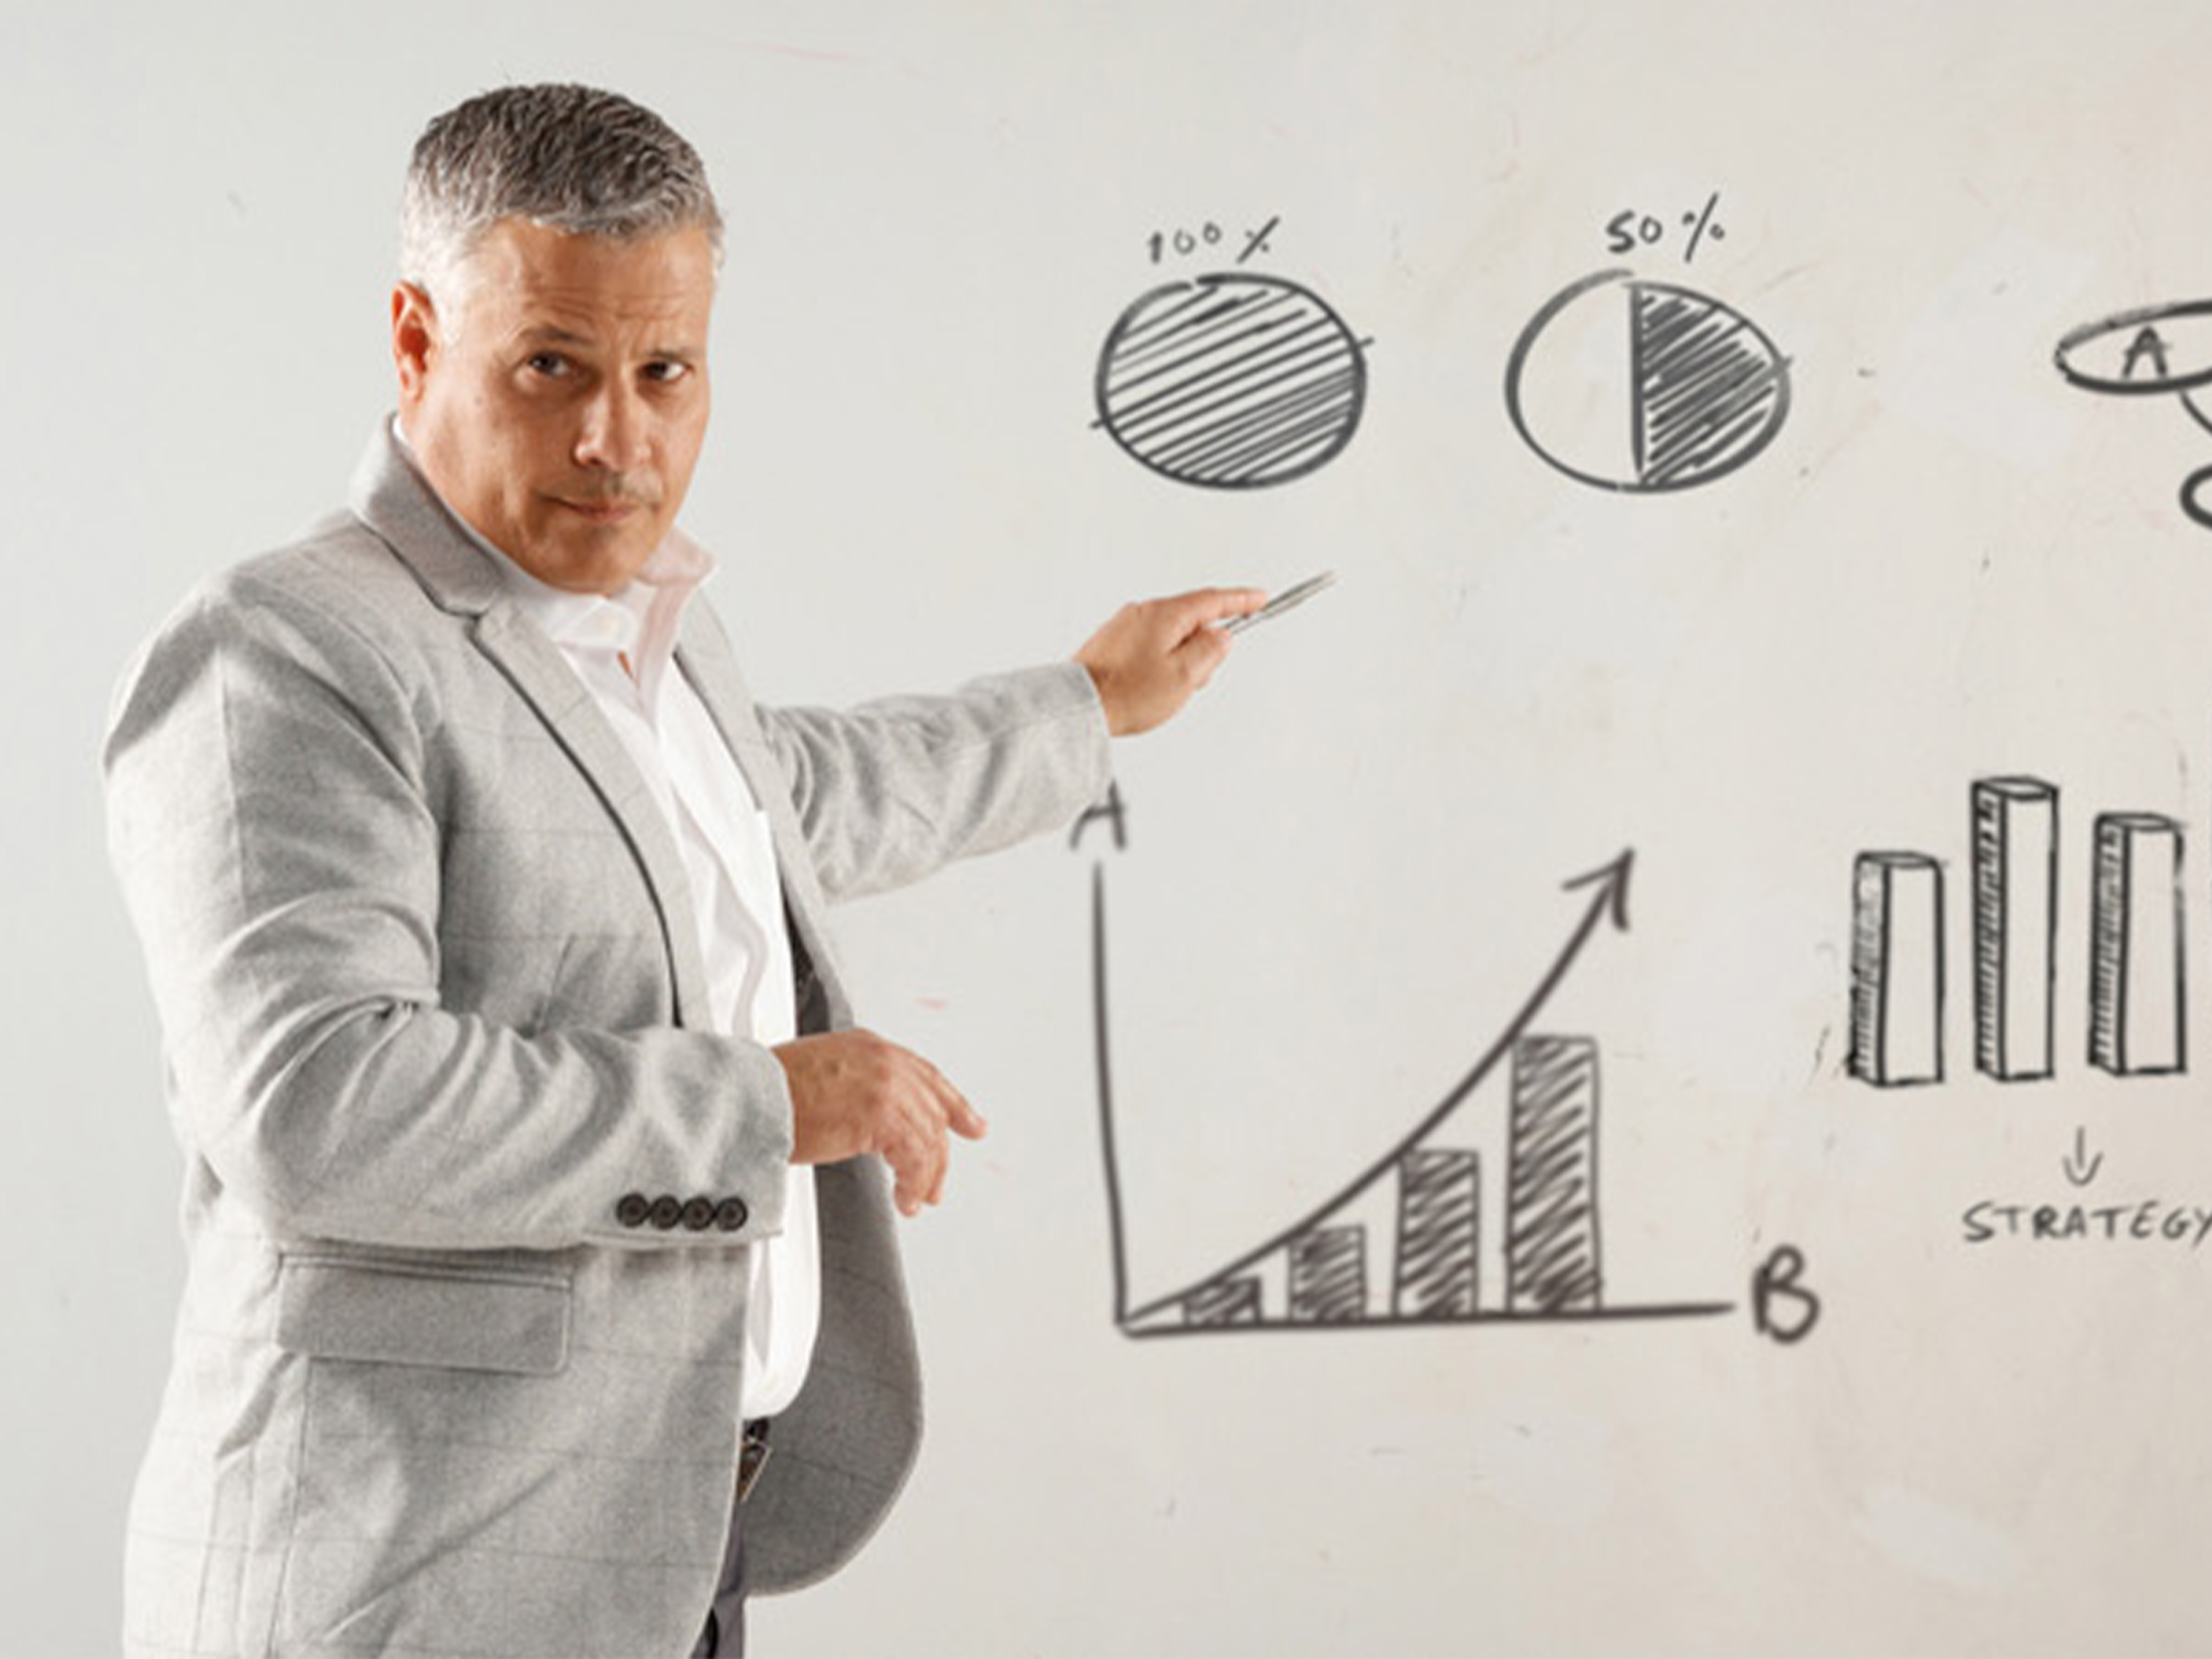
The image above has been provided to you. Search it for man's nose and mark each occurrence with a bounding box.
[574,382,649,473]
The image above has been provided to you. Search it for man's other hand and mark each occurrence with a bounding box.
[1074,587,1266,737]
[775,1030,987,1217]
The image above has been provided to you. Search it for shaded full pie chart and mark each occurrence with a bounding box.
[1094,272,1368,489]
[1505,268,1791,493]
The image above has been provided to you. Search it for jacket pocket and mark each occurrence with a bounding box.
[275,1252,572,1375]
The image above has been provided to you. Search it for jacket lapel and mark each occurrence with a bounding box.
[345,423,716,1029]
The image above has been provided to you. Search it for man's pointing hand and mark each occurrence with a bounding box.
[1074,587,1266,737]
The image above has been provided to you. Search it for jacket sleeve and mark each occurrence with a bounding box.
[760,662,1114,903]
[103,572,793,1254]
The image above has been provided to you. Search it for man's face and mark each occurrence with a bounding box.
[394,218,716,594]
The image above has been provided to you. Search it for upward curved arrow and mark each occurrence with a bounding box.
[1094,850,1637,1330]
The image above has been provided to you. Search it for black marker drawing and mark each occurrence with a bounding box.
[1974,777,2058,1083]
[1086,839,1737,1336]
[1505,269,1790,493]
[2064,1127,2106,1188]
[1848,777,2186,1087]
[1144,215,1280,268]
[1751,1246,1821,1346]
[1850,853,1945,1088]
[1602,190,1727,265]
[2055,298,2212,530]
[1395,1149,1480,1318]
[1092,272,1369,489]
[1962,1136,2212,1252]
[1507,1035,1603,1314]
[2090,813,2186,1077]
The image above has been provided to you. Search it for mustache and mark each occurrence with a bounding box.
[559,479,662,508]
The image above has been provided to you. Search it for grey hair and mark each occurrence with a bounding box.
[399,84,723,308]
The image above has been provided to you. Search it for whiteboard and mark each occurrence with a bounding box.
[11,2,2212,1654]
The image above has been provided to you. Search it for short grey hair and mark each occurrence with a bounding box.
[400,84,723,307]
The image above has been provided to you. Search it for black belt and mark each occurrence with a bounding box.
[737,1418,773,1504]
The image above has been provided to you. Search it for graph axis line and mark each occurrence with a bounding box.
[1118,1301,1739,1340]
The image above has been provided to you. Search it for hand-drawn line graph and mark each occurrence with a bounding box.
[1080,822,1735,1337]
[1504,268,1791,493]
[1091,272,1370,489]
[2056,298,2212,530]
[1850,774,2186,1088]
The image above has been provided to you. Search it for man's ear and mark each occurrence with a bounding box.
[391,281,441,407]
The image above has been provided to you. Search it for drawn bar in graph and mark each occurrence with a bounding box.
[1508,1036,1602,1314]
[2091,813,2186,1077]
[1288,1226,1368,1324]
[1185,1277,1263,1328]
[1394,1150,1480,1319]
[1974,777,2058,1081]
[1850,853,1945,1088]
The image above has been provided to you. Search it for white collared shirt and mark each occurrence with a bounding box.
[402,440,820,1418]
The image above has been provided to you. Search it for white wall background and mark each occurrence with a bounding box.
[10,2,2212,1654]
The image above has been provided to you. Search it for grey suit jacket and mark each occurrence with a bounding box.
[105,425,1111,1658]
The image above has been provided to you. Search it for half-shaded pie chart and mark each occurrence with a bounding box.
[1505,268,1791,493]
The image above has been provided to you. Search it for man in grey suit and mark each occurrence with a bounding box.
[106,84,1260,1658]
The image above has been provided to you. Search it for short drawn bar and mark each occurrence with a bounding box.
[1851,852,1945,1087]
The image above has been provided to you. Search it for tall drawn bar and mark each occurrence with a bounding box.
[1394,1149,1480,1319]
[2090,812,2186,1077]
[1507,1036,1602,1314]
[1851,852,1946,1087]
[1973,777,2058,1081]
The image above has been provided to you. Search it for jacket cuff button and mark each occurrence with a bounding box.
[616,1193,651,1228]
[681,1197,715,1231]
[714,1198,749,1233]
[648,1194,684,1231]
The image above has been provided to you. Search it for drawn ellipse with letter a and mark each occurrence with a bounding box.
[1505,268,1790,493]
[1094,272,1368,489]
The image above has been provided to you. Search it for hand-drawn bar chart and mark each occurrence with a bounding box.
[1088,848,1732,1336]
[1850,776,2186,1087]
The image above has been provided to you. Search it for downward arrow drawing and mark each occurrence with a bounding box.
[2063,1127,2104,1188]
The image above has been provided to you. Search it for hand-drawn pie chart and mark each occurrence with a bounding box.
[1093,272,1368,490]
[1505,268,1791,493]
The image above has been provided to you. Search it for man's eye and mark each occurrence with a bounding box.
[525,353,570,377]
[643,360,689,384]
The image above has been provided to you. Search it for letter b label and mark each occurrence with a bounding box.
[1752,1245,1820,1345]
